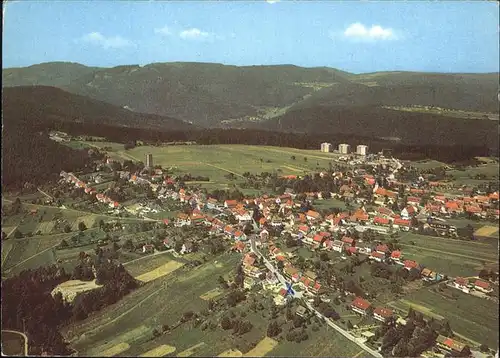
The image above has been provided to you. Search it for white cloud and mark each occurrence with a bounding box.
[266,0,280,4]
[81,32,134,49]
[179,28,212,40]
[343,22,397,41]
[154,25,171,36]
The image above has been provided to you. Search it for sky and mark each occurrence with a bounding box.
[3,0,499,73]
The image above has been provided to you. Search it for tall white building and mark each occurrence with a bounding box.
[356,145,368,156]
[146,153,153,168]
[338,143,350,154]
[320,142,332,153]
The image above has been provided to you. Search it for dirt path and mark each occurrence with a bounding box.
[203,163,245,178]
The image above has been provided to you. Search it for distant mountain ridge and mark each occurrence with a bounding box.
[3,61,498,150]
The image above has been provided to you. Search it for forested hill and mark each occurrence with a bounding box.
[3,86,193,130]
[1,86,191,190]
[4,61,496,128]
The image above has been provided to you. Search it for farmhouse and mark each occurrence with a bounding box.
[350,297,371,316]
[436,335,469,356]
[390,250,402,262]
[373,307,393,322]
[474,279,493,293]
[453,277,470,293]
[369,251,385,262]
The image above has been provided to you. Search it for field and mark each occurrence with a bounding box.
[134,260,185,283]
[474,225,499,239]
[219,348,243,357]
[139,344,176,357]
[123,253,181,278]
[78,142,340,183]
[2,234,66,275]
[398,232,499,277]
[178,342,206,357]
[266,326,364,357]
[313,198,348,210]
[52,280,103,303]
[244,337,278,356]
[390,288,499,347]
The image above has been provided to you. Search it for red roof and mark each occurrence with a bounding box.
[278,288,287,297]
[306,210,321,219]
[404,260,419,269]
[391,250,402,259]
[163,219,170,225]
[225,200,238,207]
[376,244,389,253]
[455,277,468,286]
[342,236,355,244]
[373,307,393,318]
[276,255,286,262]
[394,218,411,226]
[346,246,357,254]
[351,297,371,310]
[374,216,390,225]
[313,235,323,243]
[474,279,491,289]
[298,225,310,233]
[371,251,385,259]
[319,231,331,237]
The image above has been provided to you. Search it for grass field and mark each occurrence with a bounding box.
[474,226,499,239]
[134,260,185,283]
[52,280,103,303]
[78,142,339,182]
[219,348,243,357]
[244,337,278,356]
[398,232,498,276]
[200,288,224,301]
[266,325,364,357]
[124,253,181,277]
[139,344,176,357]
[178,342,206,357]
[392,288,499,348]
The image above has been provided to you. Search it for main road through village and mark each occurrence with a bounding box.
[249,235,383,358]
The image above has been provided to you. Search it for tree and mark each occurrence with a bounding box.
[293,315,304,328]
[319,252,330,262]
[63,224,72,233]
[267,320,281,337]
[303,157,307,162]
[221,316,233,330]
[78,222,87,232]
[59,239,69,248]
[291,155,296,160]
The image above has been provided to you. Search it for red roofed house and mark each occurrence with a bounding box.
[310,282,322,295]
[404,260,420,271]
[375,244,389,254]
[373,307,393,322]
[370,251,385,262]
[393,218,411,230]
[390,250,402,262]
[342,236,355,246]
[373,216,390,226]
[453,277,470,293]
[474,279,493,293]
[243,253,257,267]
[298,225,310,235]
[232,241,245,253]
[224,200,238,209]
[346,246,357,255]
[305,210,322,222]
[351,297,371,316]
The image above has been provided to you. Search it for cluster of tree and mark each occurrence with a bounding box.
[375,309,462,357]
[286,327,309,343]
[71,261,139,321]
[220,316,253,335]
[478,269,499,282]
[226,289,247,307]
[207,189,245,203]
[1,265,73,355]
[176,174,210,182]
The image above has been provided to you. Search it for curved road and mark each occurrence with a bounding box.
[249,235,382,358]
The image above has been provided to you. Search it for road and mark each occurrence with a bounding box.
[1,330,28,356]
[249,235,382,358]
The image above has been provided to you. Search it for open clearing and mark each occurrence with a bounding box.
[474,225,499,238]
[70,215,97,231]
[398,232,499,277]
[51,280,102,303]
[200,288,223,301]
[219,349,243,357]
[388,299,444,320]
[78,143,338,182]
[134,260,185,283]
[244,337,278,357]
[139,344,176,357]
[124,253,180,277]
[394,288,499,347]
[101,343,130,357]
[177,342,206,357]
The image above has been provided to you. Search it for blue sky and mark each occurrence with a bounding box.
[3,1,499,73]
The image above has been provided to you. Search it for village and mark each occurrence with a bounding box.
[8,139,496,358]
